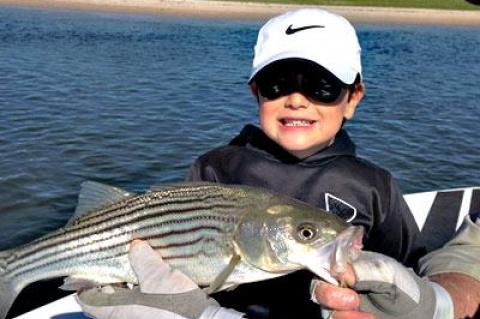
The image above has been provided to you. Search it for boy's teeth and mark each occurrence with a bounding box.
[283,119,313,127]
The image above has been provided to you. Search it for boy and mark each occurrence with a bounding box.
[185,8,417,317]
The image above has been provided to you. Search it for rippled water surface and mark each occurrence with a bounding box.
[1,7,479,249]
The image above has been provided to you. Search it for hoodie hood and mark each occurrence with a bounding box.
[229,124,356,166]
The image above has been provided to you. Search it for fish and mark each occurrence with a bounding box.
[0,181,363,319]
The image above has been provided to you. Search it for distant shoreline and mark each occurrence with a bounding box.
[1,0,480,25]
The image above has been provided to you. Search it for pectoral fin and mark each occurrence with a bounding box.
[204,254,241,294]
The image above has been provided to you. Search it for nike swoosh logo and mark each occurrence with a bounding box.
[285,24,325,35]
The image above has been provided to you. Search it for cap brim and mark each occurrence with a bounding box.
[249,52,358,85]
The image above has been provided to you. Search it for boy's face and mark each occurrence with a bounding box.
[252,61,364,159]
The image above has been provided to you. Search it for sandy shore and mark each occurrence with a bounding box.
[1,0,480,25]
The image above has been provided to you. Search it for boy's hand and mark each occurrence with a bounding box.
[311,251,453,319]
[76,240,244,319]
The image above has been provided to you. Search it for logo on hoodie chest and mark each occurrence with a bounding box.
[324,193,357,222]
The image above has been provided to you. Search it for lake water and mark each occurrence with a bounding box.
[0,6,479,250]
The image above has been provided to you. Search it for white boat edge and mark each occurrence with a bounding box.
[13,186,480,319]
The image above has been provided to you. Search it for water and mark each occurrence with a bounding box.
[0,6,479,250]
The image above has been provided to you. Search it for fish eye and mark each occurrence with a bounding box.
[297,223,318,241]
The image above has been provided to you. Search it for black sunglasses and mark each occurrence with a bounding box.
[254,60,348,104]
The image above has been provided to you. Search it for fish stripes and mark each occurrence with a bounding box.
[73,189,238,226]
[9,196,241,263]
[6,215,234,279]
[10,225,228,280]
[4,188,241,283]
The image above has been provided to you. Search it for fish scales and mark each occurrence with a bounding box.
[7,212,234,281]
[12,185,240,261]
[5,188,244,283]
[7,217,236,282]
[6,220,237,298]
[10,204,235,269]
[8,186,241,263]
[0,182,364,319]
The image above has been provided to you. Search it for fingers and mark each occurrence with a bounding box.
[312,280,360,311]
[335,263,357,287]
[129,240,164,270]
[315,282,376,319]
[129,240,198,294]
[129,240,171,294]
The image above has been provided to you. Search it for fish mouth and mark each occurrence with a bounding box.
[306,225,364,285]
[330,226,364,275]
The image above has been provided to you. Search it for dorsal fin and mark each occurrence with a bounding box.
[69,181,135,223]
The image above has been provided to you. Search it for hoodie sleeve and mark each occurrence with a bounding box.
[387,177,427,267]
[185,159,203,182]
[363,174,426,268]
[185,154,223,183]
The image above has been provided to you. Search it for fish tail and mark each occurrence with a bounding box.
[0,250,19,319]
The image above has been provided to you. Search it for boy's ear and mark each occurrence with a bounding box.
[250,82,259,96]
[343,82,365,120]
[250,82,260,103]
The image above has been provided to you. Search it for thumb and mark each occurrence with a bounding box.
[129,240,198,294]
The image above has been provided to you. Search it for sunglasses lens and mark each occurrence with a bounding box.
[255,64,346,104]
[257,82,284,100]
[256,71,292,100]
[304,76,344,104]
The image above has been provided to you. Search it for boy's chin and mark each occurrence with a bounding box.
[266,132,332,158]
[283,143,329,159]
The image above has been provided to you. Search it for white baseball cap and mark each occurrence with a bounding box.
[249,8,362,85]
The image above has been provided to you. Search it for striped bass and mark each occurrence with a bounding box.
[0,181,363,319]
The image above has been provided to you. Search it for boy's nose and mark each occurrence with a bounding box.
[285,92,309,109]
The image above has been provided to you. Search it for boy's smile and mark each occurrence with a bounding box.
[279,118,316,127]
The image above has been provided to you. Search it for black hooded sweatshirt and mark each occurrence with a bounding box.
[186,124,426,319]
